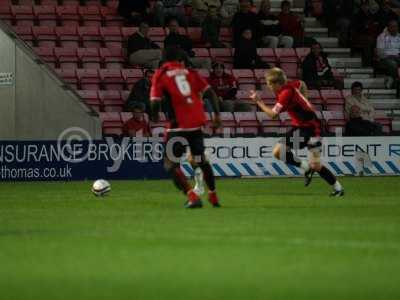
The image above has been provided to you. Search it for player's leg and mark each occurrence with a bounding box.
[164,132,202,208]
[307,143,344,197]
[189,130,221,207]
[187,152,205,196]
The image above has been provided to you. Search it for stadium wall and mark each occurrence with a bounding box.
[0,22,102,140]
[0,137,399,181]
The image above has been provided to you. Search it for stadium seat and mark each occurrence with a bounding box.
[56,26,80,48]
[122,69,143,90]
[192,48,210,58]
[33,46,57,68]
[254,69,268,86]
[322,111,346,134]
[214,112,236,136]
[375,111,392,133]
[78,5,101,26]
[77,48,101,69]
[256,112,282,135]
[100,47,125,69]
[99,90,123,112]
[148,27,165,42]
[232,69,255,84]
[99,112,123,135]
[275,48,298,63]
[203,113,214,136]
[187,27,203,45]
[12,5,34,26]
[54,47,79,69]
[0,6,13,25]
[257,48,277,64]
[14,26,34,46]
[320,89,344,111]
[234,112,259,136]
[34,5,57,26]
[219,27,232,43]
[197,69,210,78]
[307,89,323,111]
[149,112,168,137]
[296,48,310,62]
[56,5,80,26]
[32,26,57,48]
[100,69,124,90]
[100,26,122,48]
[77,90,102,111]
[56,68,79,89]
[259,89,275,104]
[78,26,102,48]
[77,68,100,90]
[280,63,298,79]
[121,27,136,39]
[101,6,124,27]
[210,48,233,64]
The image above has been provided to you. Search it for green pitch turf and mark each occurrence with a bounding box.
[0,177,400,300]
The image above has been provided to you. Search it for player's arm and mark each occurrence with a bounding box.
[299,80,309,98]
[203,87,221,127]
[249,90,279,119]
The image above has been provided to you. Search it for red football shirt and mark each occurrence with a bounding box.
[150,62,209,131]
[272,80,321,135]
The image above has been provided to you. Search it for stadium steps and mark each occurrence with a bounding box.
[371,99,400,110]
[344,78,385,89]
[328,57,362,68]
[337,68,374,79]
[325,48,351,58]
[315,37,339,48]
[305,27,328,38]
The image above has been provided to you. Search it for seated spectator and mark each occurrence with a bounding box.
[201,4,226,47]
[302,41,342,89]
[377,19,400,87]
[190,0,222,25]
[233,29,270,69]
[257,0,293,48]
[278,0,306,47]
[127,22,161,69]
[118,0,154,25]
[207,62,250,111]
[376,0,399,32]
[351,1,380,66]
[123,113,150,137]
[154,0,188,26]
[164,18,211,68]
[231,0,261,47]
[124,69,154,114]
[220,0,239,25]
[345,81,383,136]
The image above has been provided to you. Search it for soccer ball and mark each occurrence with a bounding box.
[92,179,111,197]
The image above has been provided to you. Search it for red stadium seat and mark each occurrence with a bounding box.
[275,48,298,63]
[99,90,124,112]
[77,48,102,69]
[254,69,268,86]
[256,112,282,135]
[34,5,57,27]
[234,112,259,136]
[99,112,123,135]
[100,47,125,69]
[0,6,13,25]
[203,113,214,136]
[12,6,34,26]
[56,68,79,90]
[210,48,233,64]
[341,89,351,99]
[77,69,101,90]
[121,26,136,39]
[101,6,124,26]
[219,27,232,43]
[296,48,310,62]
[322,111,346,134]
[232,69,255,84]
[56,5,80,26]
[307,89,323,111]
[214,112,236,136]
[192,48,210,58]
[122,69,143,90]
[236,90,252,101]
[56,26,80,48]
[78,26,102,48]
[320,89,344,111]
[259,89,275,104]
[79,5,101,26]
[100,26,123,48]
[100,69,125,90]
[32,26,57,48]
[375,111,392,133]
[257,48,277,64]
[54,47,79,69]
[280,63,298,79]
[187,27,203,45]
[14,26,34,46]
[33,47,57,68]
[149,112,168,137]
[148,27,166,42]
[77,90,102,112]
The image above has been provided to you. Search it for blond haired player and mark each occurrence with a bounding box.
[250,68,344,196]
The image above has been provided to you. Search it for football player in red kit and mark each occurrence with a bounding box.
[150,47,222,208]
[250,68,344,196]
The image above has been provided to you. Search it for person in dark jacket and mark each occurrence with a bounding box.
[128,22,161,69]
[118,0,153,25]
[124,69,154,113]
[231,0,261,47]
[302,41,342,89]
[233,29,270,69]
[201,5,226,48]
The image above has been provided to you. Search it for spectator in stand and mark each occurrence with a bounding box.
[124,69,154,114]
[231,0,261,47]
[351,1,380,66]
[278,0,306,47]
[345,81,383,136]
[118,0,154,25]
[302,41,342,89]
[201,4,226,47]
[154,0,188,26]
[220,0,239,25]
[190,0,222,25]
[376,0,399,32]
[207,62,250,111]
[257,0,293,48]
[123,113,150,137]
[164,18,211,68]
[377,19,400,88]
[233,28,270,69]
[127,22,161,69]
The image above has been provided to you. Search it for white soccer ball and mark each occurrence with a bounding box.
[92,179,111,197]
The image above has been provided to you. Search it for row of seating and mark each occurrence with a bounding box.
[99,111,393,137]
[1,4,123,26]
[1,0,114,5]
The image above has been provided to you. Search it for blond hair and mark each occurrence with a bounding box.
[265,67,287,86]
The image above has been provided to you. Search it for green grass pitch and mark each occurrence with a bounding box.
[1,177,400,300]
